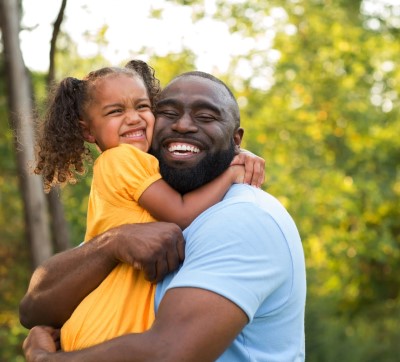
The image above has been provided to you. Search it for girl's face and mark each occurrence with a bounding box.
[82,74,155,153]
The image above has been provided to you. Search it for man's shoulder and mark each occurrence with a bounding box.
[186,184,299,242]
[184,185,283,229]
[221,185,288,217]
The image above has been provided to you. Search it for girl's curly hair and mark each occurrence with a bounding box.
[125,59,161,106]
[34,60,161,192]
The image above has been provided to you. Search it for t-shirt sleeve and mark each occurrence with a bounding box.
[93,144,162,204]
[164,201,292,322]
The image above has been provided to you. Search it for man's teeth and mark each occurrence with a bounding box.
[168,144,200,153]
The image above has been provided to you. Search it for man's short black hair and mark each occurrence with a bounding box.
[172,71,241,128]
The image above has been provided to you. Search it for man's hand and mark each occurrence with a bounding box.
[20,222,185,328]
[231,149,265,188]
[20,288,248,362]
[23,326,60,362]
[109,222,185,283]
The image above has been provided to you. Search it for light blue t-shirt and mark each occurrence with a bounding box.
[155,184,306,361]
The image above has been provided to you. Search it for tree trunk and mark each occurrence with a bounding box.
[0,0,52,268]
[46,0,71,252]
[47,187,71,252]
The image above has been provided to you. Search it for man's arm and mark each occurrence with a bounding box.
[23,287,248,362]
[19,222,184,329]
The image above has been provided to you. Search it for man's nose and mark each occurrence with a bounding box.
[171,113,198,133]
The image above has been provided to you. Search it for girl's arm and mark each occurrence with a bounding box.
[230,148,265,187]
[139,165,244,229]
[140,151,265,229]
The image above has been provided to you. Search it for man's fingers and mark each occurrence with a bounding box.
[50,328,61,351]
[177,235,185,263]
[154,258,168,283]
[165,233,185,276]
[23,326,58,358]
[166,248,180,274]
[143,262,156,282]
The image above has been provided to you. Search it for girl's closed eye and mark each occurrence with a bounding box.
[106,108,123,116]
[137,102,151,110]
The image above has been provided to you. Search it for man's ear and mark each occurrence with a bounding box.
[79,120,96,143]
[233,127,244,153]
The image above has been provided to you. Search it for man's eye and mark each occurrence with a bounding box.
[196,114,215,122]
[158,110,178,118]
[138,103,151,109]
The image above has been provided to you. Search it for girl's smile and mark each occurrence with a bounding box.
[82,73,155,153]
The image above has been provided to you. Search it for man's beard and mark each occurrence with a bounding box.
[151,140,236,194]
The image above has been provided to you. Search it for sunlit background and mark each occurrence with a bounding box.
[1,0,400,360]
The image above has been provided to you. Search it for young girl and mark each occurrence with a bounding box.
[34,60,264,351]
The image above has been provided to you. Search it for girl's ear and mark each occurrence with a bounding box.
[79,120,96,143]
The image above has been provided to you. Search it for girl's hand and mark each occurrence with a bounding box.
[229,165,245,184]
[231,149,265,188]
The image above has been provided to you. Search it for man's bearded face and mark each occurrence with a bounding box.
[152,140,235,194]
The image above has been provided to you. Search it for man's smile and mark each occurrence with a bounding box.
[167,142,200,154]
[159,139,206,164]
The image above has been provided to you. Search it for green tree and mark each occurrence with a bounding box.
[215,0,400,360]
[1,0,399,360]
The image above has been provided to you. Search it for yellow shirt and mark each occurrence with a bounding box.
[61,144,162,351]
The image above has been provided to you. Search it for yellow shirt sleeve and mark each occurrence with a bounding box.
[93,144,162,206]
[84,144,162,241]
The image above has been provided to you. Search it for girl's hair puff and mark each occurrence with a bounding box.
[34,76,89,192]
[124,59,161,108]
[34,60,161,192]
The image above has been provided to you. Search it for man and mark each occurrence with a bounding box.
[21,71,306,361]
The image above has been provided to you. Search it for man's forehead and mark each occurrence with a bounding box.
[159,76,227,103]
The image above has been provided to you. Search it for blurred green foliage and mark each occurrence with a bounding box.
[1,0,399,360]
[0,67,28,360]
